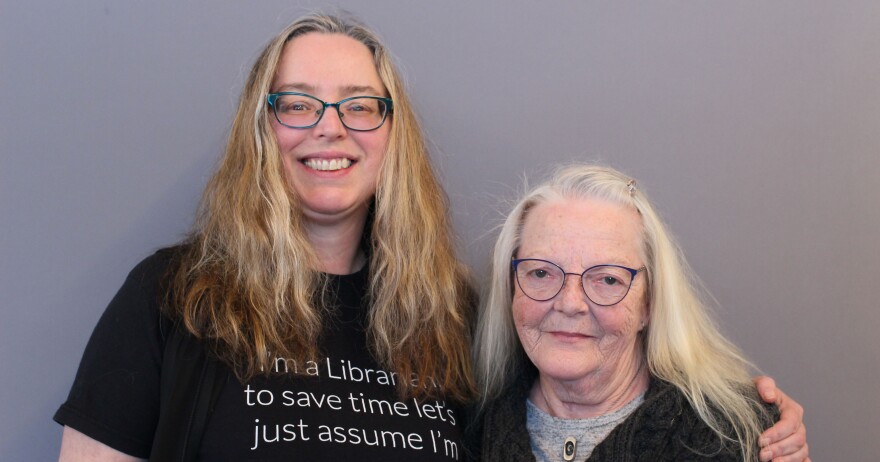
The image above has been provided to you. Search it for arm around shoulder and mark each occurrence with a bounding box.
[59,426,145,462]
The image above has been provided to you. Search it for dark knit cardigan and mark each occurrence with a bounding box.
[469,366,777,462]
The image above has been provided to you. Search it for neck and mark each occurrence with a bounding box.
[304,209,369,275]
[530,347,649,419]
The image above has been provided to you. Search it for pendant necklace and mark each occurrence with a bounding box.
[563,436,577,461]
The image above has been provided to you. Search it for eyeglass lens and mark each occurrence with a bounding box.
[515,259,635,305]
[272,94,389,131]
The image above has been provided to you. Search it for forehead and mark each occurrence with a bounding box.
[272,32,385,97]
[518,197,643,266]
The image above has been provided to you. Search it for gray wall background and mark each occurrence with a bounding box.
[2,1,878,460]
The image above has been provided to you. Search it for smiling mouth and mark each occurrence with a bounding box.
[303,158,353,171]
[549,331,591,339]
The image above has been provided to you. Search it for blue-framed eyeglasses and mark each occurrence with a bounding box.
[267,92,393,131]
[512,258,643,306]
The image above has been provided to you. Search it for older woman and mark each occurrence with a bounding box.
[473,165,808,461]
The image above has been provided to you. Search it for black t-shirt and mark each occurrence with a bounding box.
[55,250,466,461]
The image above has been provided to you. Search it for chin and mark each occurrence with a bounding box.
[300,195,365,217]
[542,367,595,382]
[532,355,596,382]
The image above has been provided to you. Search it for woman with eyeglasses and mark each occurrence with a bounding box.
[54,13,806,462]
[472,164,809,461]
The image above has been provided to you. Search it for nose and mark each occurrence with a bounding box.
[553,273,590,316]
[312,104,347,139]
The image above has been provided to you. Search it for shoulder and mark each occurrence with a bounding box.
[88,245,189,345]
[596,378,742,461]
[99,245,188,338]
[481,364,535,425]
[124,245,184,291]
[470,366,536,462]
[116,245,187,316]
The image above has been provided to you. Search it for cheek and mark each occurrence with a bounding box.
[352,128,390,160]
[511,296,546,345]
[272,122,307,153]
[594,301,645,340]
[511,293,533,325]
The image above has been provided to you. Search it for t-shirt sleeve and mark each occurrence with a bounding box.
[53,253,171,458]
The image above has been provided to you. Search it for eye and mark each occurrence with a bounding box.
[276,98,316,113]
[584,267,631,288]
[282,103,305,112]
[529,269,549,279]
[342,99,378,114]
[520,262,559,282]
[602,276,622,286]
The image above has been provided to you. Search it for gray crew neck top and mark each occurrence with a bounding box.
[526,393,645,461]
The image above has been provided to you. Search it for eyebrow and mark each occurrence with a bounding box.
[518,257,641,270]
[274,82,317,94]
[272,83,386,97]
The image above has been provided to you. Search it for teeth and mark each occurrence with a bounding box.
[304,158,352,171]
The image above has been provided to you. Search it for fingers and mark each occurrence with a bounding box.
[764,443,809,462]
[752,376,808,461]
[754,375,778,403]
[759,424,807,461]
[761,386,804,444]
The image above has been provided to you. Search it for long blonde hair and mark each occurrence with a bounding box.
[474,164,770,460]
[168,13,474,402]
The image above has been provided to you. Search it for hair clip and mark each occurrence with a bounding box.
[626,179,637,196]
